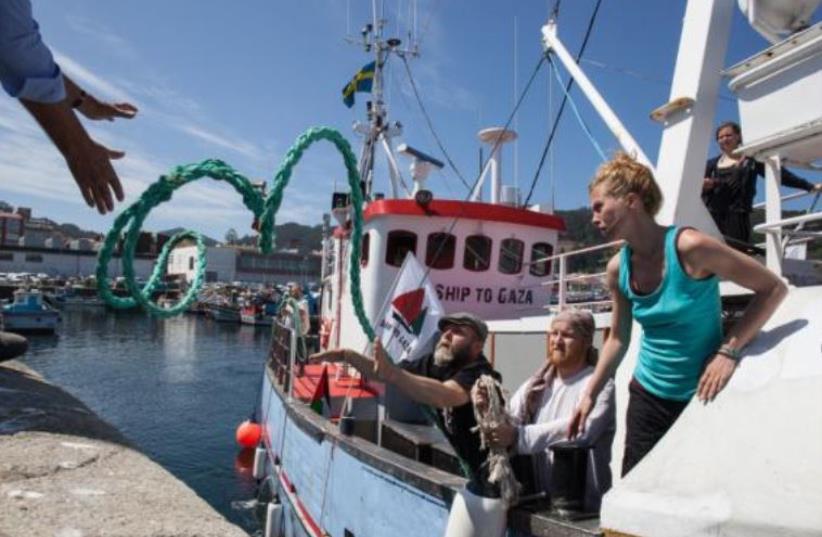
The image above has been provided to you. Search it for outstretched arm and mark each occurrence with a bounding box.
[754,159,820,192]
[20,96,126,214]
[678,229,787,402]
[310,339,469,408]
[568,254,632,438]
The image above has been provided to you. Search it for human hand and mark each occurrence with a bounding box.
[372,338,397,383]
[812,183,822,193]
[471,383,489,414]
[78,96,138,122]
[308,348,346,364]
[64,139,125,214]
[488,422,517,449]
[703,177,717,191]
[697,354,737,403]
[567,393,594,439]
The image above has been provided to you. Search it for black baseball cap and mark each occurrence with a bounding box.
[438,312,488,342]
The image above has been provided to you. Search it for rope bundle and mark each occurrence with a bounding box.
[472,374,521,505]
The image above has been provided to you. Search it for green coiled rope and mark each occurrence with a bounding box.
[96,126,375,342]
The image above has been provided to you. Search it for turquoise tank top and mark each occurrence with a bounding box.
[618,226,722,401]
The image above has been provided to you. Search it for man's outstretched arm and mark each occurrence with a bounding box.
[310,340,470,408]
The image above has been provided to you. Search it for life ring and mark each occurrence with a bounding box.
[319,317,333,350]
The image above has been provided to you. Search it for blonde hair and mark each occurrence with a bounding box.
[588,152,663,216]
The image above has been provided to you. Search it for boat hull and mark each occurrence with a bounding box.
[1,311,60,333]
[257,362,600,537]
[259,367,457,537]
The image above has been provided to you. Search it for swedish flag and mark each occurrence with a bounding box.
[341,61,375,108]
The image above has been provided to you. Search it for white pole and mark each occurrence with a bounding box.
[764,155,784,275]
[541,19,653,169]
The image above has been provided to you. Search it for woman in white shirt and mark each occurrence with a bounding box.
[488,309,616,511]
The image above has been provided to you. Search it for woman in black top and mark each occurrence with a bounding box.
[702,121,820,244]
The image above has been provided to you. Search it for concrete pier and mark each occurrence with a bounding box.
[0,360,249,537]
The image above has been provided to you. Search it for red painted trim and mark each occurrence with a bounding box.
[279,470,324,537]
[364,199,565,231]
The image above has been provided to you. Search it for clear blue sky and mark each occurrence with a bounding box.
[1,1,819,241]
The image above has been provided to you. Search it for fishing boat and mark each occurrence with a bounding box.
[1,289,61,334]
[242,303,274,326]
[208,303,242,323]
[251,1,822,536]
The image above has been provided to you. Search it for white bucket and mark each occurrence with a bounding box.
[443,486,507,537]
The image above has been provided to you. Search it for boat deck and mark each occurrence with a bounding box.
[291,363,381,418]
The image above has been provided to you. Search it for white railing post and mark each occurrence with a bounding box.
[288,327,296,402]
[764,155,784,275]
[558,255,567,310]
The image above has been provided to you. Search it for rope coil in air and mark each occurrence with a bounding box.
[96,127,376,342]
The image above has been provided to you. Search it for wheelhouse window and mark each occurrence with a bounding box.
[385,230,417,267]
[529,242,554,277]
[425,232,456,269]
[463,235,491,272]
[498,238,524,274]
[360,232,370,267]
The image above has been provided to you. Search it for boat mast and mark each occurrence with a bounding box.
[351,1,419,201]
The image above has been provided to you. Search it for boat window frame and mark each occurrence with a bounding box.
[463,234,492,272]
[529,242,554,277]
[385,229,418,267]
[498,237,524,275]
[425,232,456,269]
[360,231,370,267]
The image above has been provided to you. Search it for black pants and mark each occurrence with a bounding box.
[710,211,751,244]
[622,378,688,477]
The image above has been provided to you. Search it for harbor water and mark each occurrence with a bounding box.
[19,308,268,534]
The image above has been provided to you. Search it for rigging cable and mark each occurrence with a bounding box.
[522,0,604,207]
[401,52,546,273]
[548,55,607,160]
[398,54,472,191]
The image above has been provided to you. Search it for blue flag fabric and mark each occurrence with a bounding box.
[341,61,375,108]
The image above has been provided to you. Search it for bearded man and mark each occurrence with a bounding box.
[310,312,502,497]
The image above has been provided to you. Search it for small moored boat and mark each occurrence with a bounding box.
[1,289,61,334]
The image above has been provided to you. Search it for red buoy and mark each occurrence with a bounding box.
[236,420,262,448]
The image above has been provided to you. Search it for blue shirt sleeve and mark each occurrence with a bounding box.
[0,0,65,103]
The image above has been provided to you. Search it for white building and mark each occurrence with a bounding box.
[0,245,157,279]
[167,245,321,284]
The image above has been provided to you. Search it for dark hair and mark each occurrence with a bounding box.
[715,121,741,141]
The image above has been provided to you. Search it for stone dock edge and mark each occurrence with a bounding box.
[0,360,249,537]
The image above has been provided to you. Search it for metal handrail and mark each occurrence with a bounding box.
[752,190,815,210]
[753,211,822,233]
[531,240,622,311]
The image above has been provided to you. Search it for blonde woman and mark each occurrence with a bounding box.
[568,153,787,476]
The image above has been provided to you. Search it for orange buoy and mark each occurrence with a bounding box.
[236,420,262,448]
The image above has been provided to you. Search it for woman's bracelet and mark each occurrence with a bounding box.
[716,344,741,361]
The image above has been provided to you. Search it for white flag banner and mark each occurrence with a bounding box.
[376,252,444,363]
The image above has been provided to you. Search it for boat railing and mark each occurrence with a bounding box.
[526,240,623,312]
[268,319,299,401]
[751,182,821,275]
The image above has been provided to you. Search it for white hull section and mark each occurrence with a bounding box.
[602,285,822,537]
